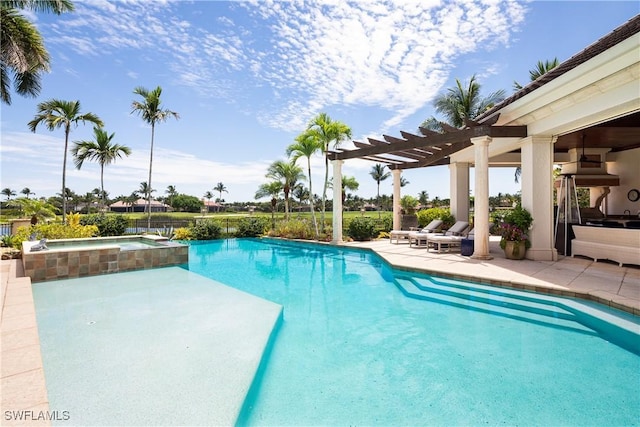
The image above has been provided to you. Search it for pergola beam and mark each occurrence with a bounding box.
[329,125,527,162]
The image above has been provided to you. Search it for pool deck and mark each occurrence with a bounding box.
[1,237,639,426]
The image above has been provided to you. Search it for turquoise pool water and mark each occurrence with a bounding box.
[187,239,640,426]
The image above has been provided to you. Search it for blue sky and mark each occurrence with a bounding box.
[1,1,638,203]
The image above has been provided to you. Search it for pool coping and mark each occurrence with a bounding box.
[1,259,50,426]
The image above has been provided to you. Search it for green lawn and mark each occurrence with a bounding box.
[112,210,391,221]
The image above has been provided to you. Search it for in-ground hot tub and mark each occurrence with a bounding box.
[22,235,189,282]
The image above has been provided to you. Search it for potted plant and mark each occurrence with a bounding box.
[498,204,533,260]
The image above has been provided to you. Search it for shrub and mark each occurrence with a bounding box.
[377,231,390,239]
[1,235,14,247]
[80,214,128,236]
[191,219,222,240]
[173,227,193,240]
[236,217,269,238]
[271,219,314,240]
[347,217,376,241]
[417,208,455,228]
[379,214,393,232]
[11,223,99,248]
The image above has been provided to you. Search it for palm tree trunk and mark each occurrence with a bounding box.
[100,164,105,212]
[147,123,155,231]
[377,183,381,219]
[284,186,290,220]
[320,151,329,232]
[271,198,276,229]
[62,125,70,223]
[307,157,318,238]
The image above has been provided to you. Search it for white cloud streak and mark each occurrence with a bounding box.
[43,0,526,133]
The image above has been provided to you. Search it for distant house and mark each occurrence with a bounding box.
[203,200,223,213]
[110,198,170,213]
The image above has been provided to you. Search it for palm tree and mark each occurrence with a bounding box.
[255,181,283,229]
[28,99,103,223]
[2,188,16,200]
[213,182,228,202]
[400,176,409,187]
[21,187,34,198]
[341,175,359,205]
[138,182,155,212]
[370,163,390,218]
[125,191,139,213]
[292,184,310,209]
[58,187,78,212]
[131,86,179,229]
[513,58,559,91]
[203,190,214,214]
[266,160,304,220]
[9,198,56,224]
[165,185,178,208]
[423,75,505,129]
[0,0,74,105]
[418,190,429,206]
[71,126,131,209]
[306,112,352,231]
[287,129,323,237]
[81,191,96,213]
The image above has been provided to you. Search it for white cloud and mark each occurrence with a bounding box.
[42,0,526,133]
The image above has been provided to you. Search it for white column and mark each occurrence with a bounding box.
[392,169,402,230]
[449,162,470,223]
[470,136,492,260]
[331,159,344,244]
[521,135,557,261]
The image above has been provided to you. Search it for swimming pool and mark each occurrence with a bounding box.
[187,239,640,426]
[33,238,640,426]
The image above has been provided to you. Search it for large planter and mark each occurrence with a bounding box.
[504,240,526,260]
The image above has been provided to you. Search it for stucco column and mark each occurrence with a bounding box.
[392,169,402,230]
[470,136,492,260]
[449,162,470,223]
[521,135,557,261]
[331,159,344,244]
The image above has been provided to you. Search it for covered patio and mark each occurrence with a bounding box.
[328,15,640,263]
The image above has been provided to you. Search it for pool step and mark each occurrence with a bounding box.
[410,277,575,320]
[394,278,592,332]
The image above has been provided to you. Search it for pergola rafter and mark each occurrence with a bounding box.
[328,118,528,170]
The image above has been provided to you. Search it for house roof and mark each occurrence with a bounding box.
[110,199,168,207]
[476,14,640,123]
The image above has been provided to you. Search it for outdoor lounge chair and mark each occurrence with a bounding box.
[390,219,442,244]
[410,220,467,247]
[409,220,468,248]
[426,224,473,253]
